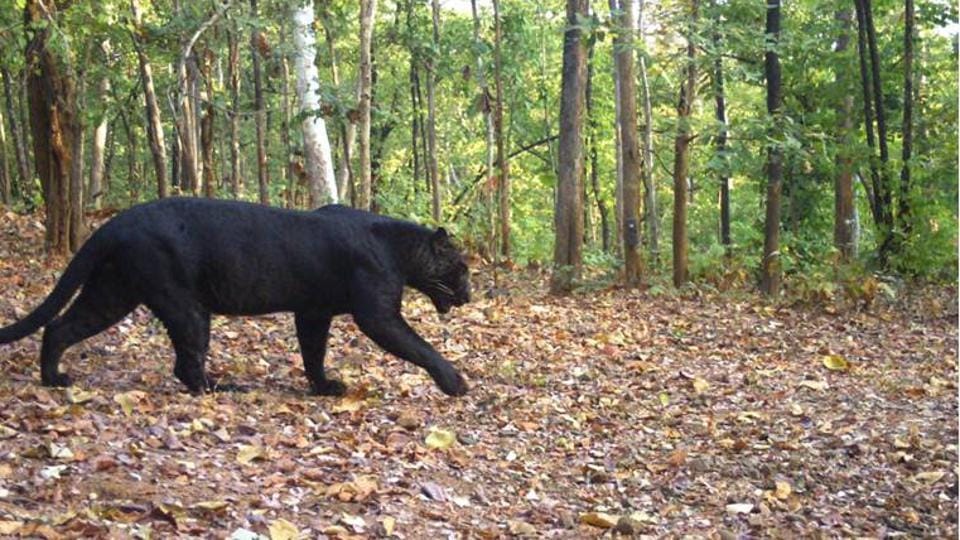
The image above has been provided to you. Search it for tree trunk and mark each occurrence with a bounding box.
[854,0,894,261]
[470,0,497,257]
[585,36,609,252]
[131,0,166,199]
[293,0,339,206]
[25,0,78,255]
[761,0,783,296]
[88,74,109,209]
[637,0,658,260]
[228,25,241,198]
[69,70,86,251]
[200,46,216,198]
[358,0,377,210]
[899,0,914,233]
[1,68,30,195]
[551,0,589,294]
[612,0,643,287]
[834,9,857,260]
[672,0,698,287]
[711,0,730,251]
[320,4,359,204]
[250,0,270,204]
[0,107,9,205]
[425,0,442,221]
[492,0,510,260]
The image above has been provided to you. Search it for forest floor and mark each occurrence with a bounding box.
[0,209,956,539]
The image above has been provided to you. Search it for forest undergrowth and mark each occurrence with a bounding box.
[0,210,956,538]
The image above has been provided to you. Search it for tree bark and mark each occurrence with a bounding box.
[761,0,783,296]
[130,0,166,199]
[470,0,497,257]
[711,0,730,251]
[1,68,30,195]
[228,24,241,198]
[672,0,698,287]
[492,0,510,260]
[586,35,609,252]
[88,73,109,209]
[25,0,79,255]
[612,0,643,286]
[637,0,658,261]
[899,0,914,233]
[834,9,857,260]
[0,107,9,205]
[200,45,216,198]
[551,0,589,294]
[250,0,270,204]
[358,0,377,210]
[293,0,339,206]
[425,0,441,221]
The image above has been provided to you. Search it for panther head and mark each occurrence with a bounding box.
[418,228,471,314]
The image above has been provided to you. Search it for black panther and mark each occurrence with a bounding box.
[0,198,470,397]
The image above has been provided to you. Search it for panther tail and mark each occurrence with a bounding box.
[0,233,107,344]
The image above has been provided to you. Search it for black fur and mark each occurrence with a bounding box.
[0,198,471,397]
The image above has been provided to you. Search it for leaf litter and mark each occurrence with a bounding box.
[0,211,956,537]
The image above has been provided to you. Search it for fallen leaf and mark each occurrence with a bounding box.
[692,377,710,394]
[658,392,670,407]
[268,518,299,540]
[420,481,448,501]
[798,380,828,391]
[580,512,619,528]
[0,425,17,439]
[725,503,754,514]
[380,516,396,536]
[65,388,96,404]
[236,444,264,465]
[331,395,365,414]
[774,480,792,499]
[113,390,146,416]
[192,500,228,512]
[913,471,946,484]
[821,354,850,371]
[507,520,537,536]
[425,426,456,449]
[340,512,365,532]
[0,521,22,535]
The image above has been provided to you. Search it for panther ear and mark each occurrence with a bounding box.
[430,228,449,252]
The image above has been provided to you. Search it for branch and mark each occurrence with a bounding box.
[451,133,559,208]
[177,0,233,102]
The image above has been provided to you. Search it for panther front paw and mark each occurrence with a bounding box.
[42,372,73,388]
[436,369,468,397]
[311,379,347,397]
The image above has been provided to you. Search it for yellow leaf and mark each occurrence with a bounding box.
[340,512,365,531]
[236,444,264,465]
[425,427,456,450]
[914,471,946,484]
[692,378,710,394]
[658,392,670,407]
[0,425,17,439]
[381,516,396,536]
[268,518,299,540]
[774,480,792,499]
[192,500,228,511]
[113,390,146,416]
[579,512,619,528]
[821,354,850,371]
[66,388,96,404]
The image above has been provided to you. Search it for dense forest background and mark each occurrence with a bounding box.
[0,0,956,295]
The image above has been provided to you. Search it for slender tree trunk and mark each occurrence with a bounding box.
[69,67,86,250]
[637,0,657,260]
[493,0,510,260]
[612,0,643,286]
[470,0,497,257]
[551,0,589,294]
[761,0,783,296]
[1,68,30,194]
[0,107,9,205]
[586,37,609,252]
[228,25,241,198]
[200,46,216,198]
[711,0,730,251]
[672,0,698,287]
[425,0,442,221]
[250,0,270,204]
[320,5,359,204]
[358,0,377,210]
[899,0,914,233]
[131,0,166,198]
[89,74,110,209]
[293,0,338,206]
[855,0,894,261]
[612,57,623,254]
[25,0,78,255]
[834,9,857,260]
